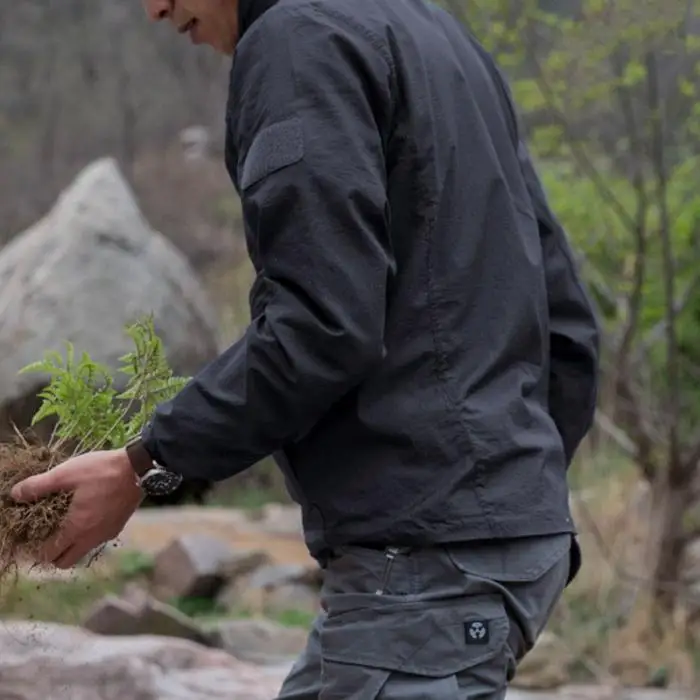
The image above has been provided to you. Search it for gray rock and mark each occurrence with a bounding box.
[120,581,152,608]
[151,533,239,601]
[138,598,210,645]
[81,592,208,645]
[207,618,308,664]
[247,563,318,590]
[81,595,143,636]
[263,583,321,616]
[218,563,321,614]
[0,621,290,700]
[219,548,272,581]
[508,690,693,700]
[0,158,219,435]
[0,622,694,700]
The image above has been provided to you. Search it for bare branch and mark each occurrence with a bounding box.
[682,437,700,478]
[594,410,636,457]
[573,493,700,606]
[608,49,650,375]
[646,50,682,476]
[613,373,658,482]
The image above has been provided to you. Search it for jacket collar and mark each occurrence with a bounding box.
[238,0,280,37]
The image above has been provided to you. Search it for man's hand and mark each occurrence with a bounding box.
[11,449,144,569]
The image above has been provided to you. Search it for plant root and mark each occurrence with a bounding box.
[0,439,70,586]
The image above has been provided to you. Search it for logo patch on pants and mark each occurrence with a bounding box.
[465,619,490,645]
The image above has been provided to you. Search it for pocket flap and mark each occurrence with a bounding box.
[446,535,572,583]
[321,594,509,677]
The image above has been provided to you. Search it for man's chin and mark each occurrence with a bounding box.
[198,37,236,56]
[217,39,237,56]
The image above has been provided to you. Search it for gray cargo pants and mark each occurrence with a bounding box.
[276,534,573,699]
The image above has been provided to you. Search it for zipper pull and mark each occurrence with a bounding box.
[375,547,402,595]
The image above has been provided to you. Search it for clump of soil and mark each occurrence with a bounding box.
[0,440,71,583]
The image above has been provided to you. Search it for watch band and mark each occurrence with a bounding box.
[125,436,156,478]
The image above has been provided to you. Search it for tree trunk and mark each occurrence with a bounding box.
[649,475,690,616]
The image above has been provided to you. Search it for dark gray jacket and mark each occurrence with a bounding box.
[142,0,600,560]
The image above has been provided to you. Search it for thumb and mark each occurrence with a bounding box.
[11,467,70,503]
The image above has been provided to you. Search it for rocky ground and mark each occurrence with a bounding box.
[0,620,693,700]
[1,504,696,699]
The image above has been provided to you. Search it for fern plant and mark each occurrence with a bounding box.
[19,315,190,454]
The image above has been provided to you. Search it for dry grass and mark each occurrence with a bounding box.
[0,437,70,586]
[549,442,700,689]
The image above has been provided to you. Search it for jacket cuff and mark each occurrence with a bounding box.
[140,421,168,471]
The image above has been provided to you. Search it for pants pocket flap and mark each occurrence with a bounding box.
[321,594,509,677]
[445,535,572,582]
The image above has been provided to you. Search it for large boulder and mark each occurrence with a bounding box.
[0,621,290,700]
[0,157,220,435]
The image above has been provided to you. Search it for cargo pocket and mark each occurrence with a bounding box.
[319,593,510,699]
[444,535,572,661]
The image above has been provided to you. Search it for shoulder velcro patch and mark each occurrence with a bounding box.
[240,116,304,190]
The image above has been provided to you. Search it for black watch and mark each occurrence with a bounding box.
[124,435,183,497]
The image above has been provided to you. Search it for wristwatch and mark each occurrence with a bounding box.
[124,435,184,497]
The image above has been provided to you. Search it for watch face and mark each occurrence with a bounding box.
[141,468,184,497]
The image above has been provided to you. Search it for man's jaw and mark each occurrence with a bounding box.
[177,17,198,33]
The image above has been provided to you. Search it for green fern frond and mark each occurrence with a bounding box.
[19,314,192,453]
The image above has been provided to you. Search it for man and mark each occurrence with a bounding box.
[12,0,599,696]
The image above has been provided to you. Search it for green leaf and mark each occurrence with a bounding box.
[22,314,191,451]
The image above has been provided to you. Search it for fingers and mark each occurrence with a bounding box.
[52,543,86,570]
[33,525,77,565]
[11,466,71,503]
[34,525,96,569]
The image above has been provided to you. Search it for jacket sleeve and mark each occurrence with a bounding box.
[518,141,601,464]
[141,8,393,480]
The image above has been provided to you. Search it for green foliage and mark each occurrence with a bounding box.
[444,0,700,435]
[115,549,155,578]
[171,595,226,618]
[271,608,316,629]
[118,318,190,443]
[20,345,127,451]
[19,315,190,452]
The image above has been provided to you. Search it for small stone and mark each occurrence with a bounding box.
[151,534,237,600]
[138,598,210,645]
[82,595,143,636]
[218,550,272,582]
[121,582,151,608]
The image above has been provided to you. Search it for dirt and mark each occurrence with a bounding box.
[0,440,70,583]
